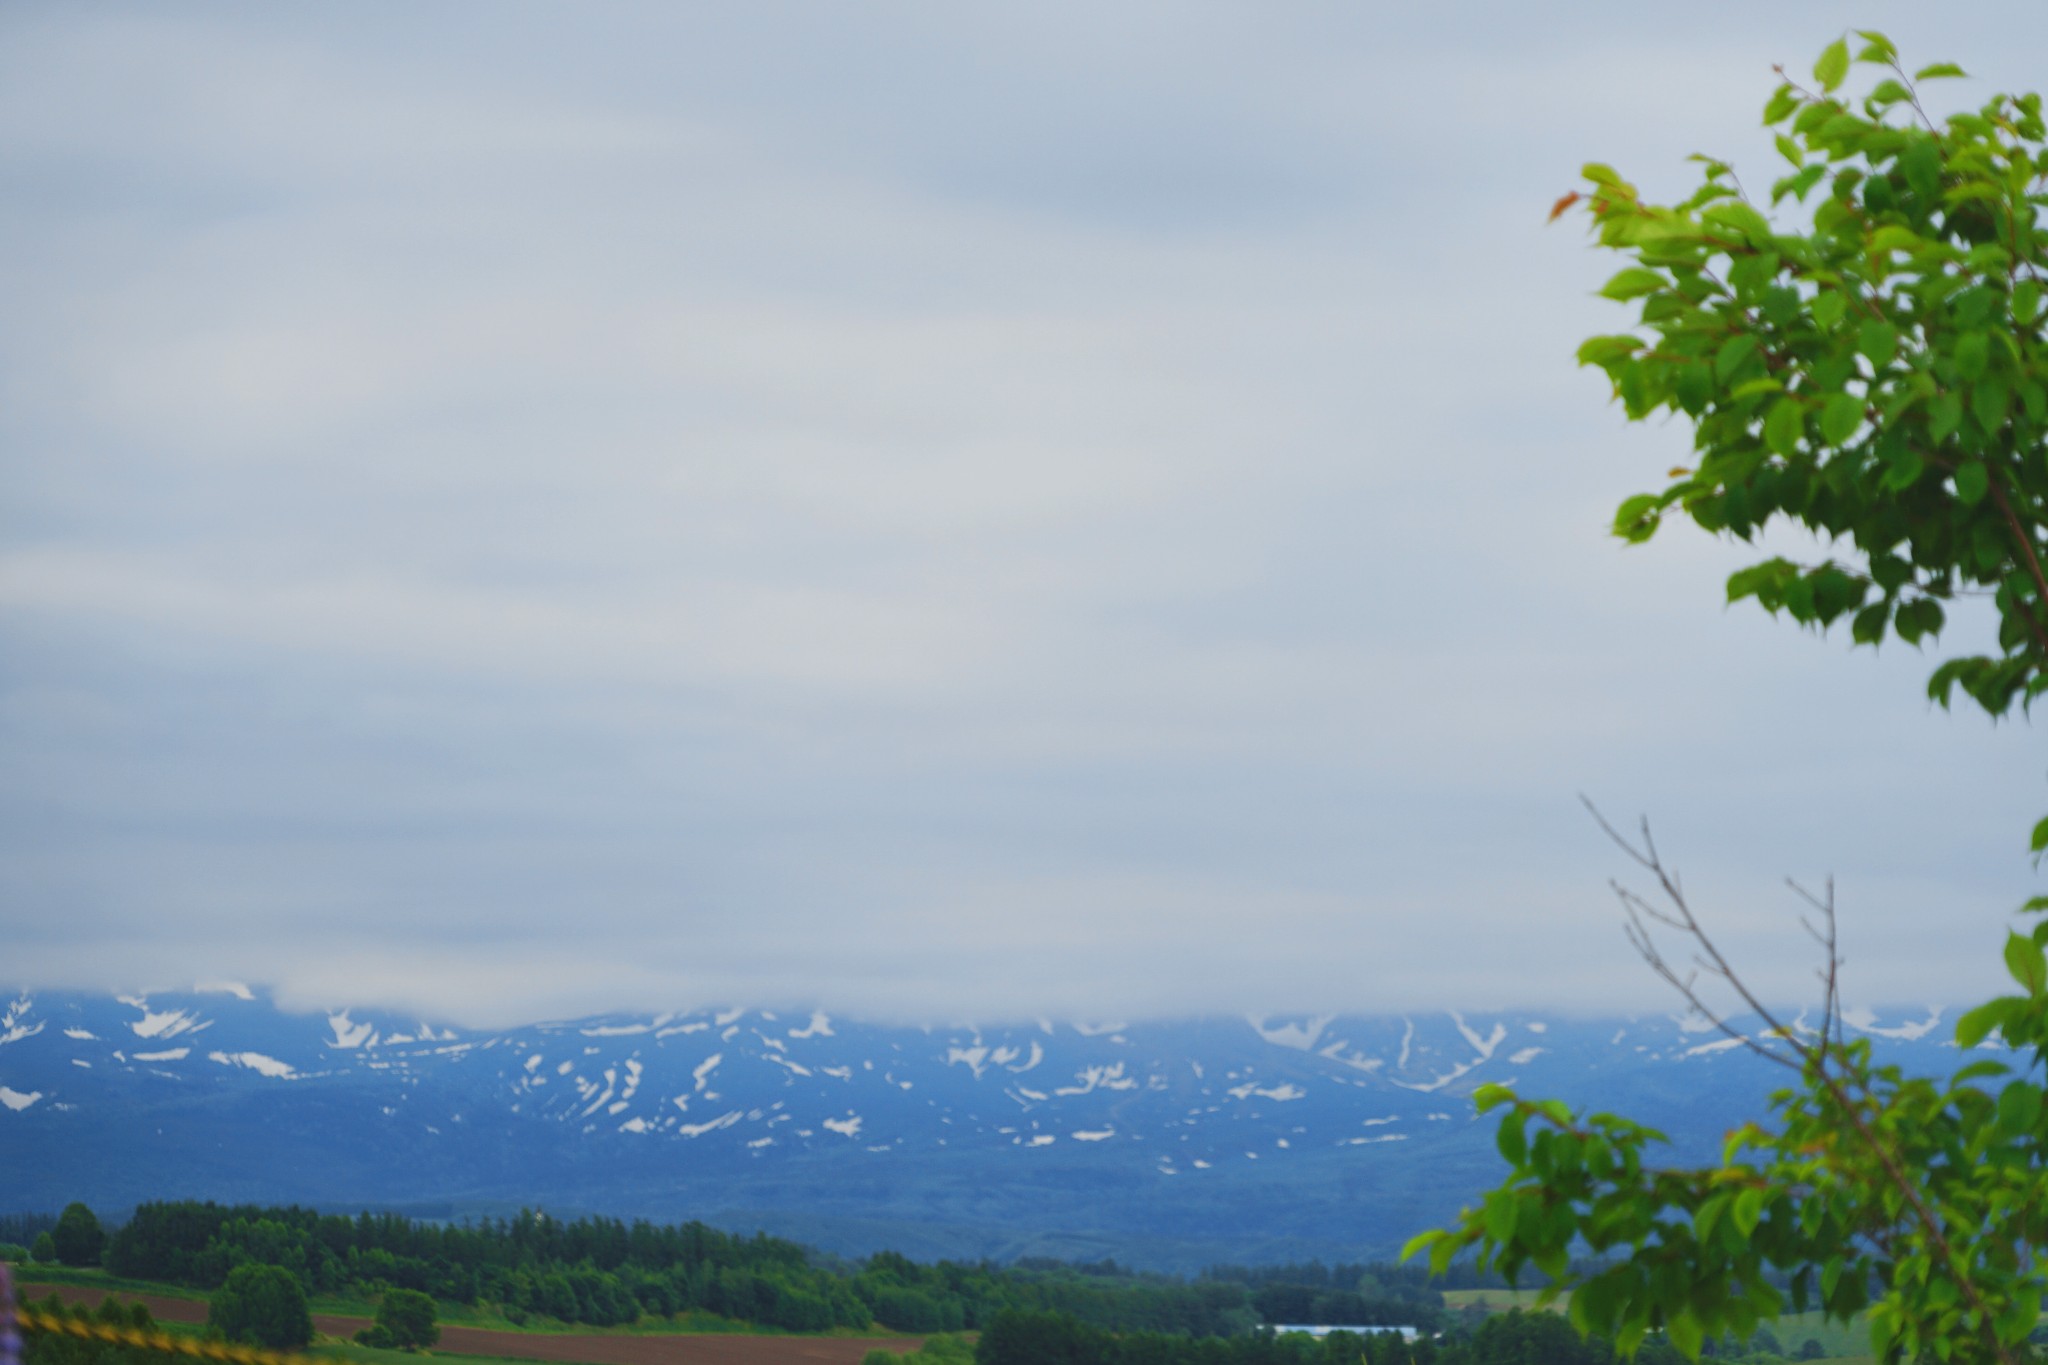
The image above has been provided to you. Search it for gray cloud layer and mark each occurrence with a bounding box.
[3,2,2044,1026]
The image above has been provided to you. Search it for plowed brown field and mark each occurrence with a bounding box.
[21,1283,925,1365]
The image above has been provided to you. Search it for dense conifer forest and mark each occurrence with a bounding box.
[88,1201,1448,1336]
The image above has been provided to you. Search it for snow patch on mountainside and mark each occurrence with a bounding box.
[1228,1082,1306,1102]
[134,1048,190,1062]
[327,1012,376,1049]
[1843,1007,1943,1041]
[116,999,207,1041]
[1317,1039,1384,1074]
[209,1051,295,1078]
[1683,1037,1746,1058]
[1001,1042,1043,1072]
[679,1110,742,1137]
[0,1086,42,1111]
[1248,1015,1335,1052]
[1449,1012,1506,1060]
[1055,1063,1136,1096]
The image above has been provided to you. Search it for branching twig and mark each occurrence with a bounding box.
[1582,799,2021,1365]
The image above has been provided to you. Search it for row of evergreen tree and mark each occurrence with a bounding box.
[69,1200,1448,1337]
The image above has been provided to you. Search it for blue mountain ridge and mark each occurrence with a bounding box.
[0,989,1964,1272]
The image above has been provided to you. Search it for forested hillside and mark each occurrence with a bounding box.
[94,1201,1446,1336]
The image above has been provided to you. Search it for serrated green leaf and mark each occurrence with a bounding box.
[1703,200,1773,242]
[1954,331,1990,380]
[1577,334,1643,367]
[1472,1082,1516,1112]
[1880,444,1924,492]
[1399,1228,1442,1262]
[1614,493,1662,544]
[1858,320,1897,367]
[1821,391,1865,445]
[1675,364,1712,415]
[2005,931,2048,992]
[1765,399,1803,457]
[1972,378,2010,434]
[1716,334,1760,381]
[1483,1191,1519,1243]
[2014,280,2042,327]
[1914,62,1967,80]
[1951,1057,2011,1082]
[1814,39,1850,93]
[1731,1186,1765,1237]
[1496,1112,1529,1165]
[1954,461,1991,506]
[1996,1079,2042,1133]
[1668,1311,1704,1361]
[1996,1292,2040,1347]
[1429,1235,1457,1278]
[1600,268,1666,301]
[1929,391,1963,442]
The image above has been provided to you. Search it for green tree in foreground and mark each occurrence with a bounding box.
[30,1232,56,1265]
[1408,31,2048,1365]
[51,1204,105,1268]
[208,1262,314,1352]
[368,1288,439,1351]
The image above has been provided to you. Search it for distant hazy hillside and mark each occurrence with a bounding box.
[0,989,1961,1270]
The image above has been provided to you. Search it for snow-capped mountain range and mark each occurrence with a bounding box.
[0,988,1960,1269]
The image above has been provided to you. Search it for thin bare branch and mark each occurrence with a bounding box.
[1584,801,2020,1365]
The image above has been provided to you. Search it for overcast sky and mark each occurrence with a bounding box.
[4,2,2046,1028]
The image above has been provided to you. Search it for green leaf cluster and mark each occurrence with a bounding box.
[1412,35,2048,1365]
[1574,34,2048,718]
[1408,919,2048,1365]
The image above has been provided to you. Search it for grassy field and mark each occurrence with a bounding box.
[11,1268,881,1338]
[1442,1288,1565,1313]
[12,1264,210,1302]
[318,1346,538,1365]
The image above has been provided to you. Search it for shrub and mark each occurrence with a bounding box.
[376,1288,440,1351]
[208,1263,314,1351]
[51,1205,105,1268]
